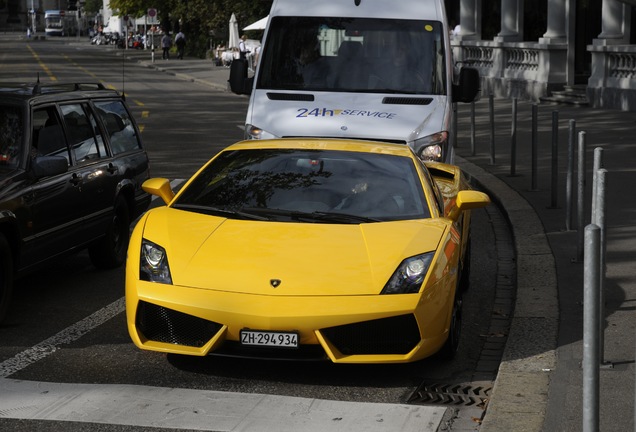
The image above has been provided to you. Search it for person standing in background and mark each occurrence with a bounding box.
[161,32,172,60]
[239,35,248,60]
[175,31,186,59]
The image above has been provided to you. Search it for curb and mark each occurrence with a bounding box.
[456,157,558,432]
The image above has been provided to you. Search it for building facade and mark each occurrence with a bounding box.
[450,0,636,111]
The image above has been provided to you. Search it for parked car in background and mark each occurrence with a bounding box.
[126,138,489,363]
[0,82,151,323]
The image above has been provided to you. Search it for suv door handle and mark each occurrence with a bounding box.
[70,173,82,186]
[107,163,118,174]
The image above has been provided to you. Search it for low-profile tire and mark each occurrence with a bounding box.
[89,196,130,269]
[439,290,463,360]
[459,237,472,292]
[0,234,14,324]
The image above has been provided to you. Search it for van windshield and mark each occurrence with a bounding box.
[257,17,446,95]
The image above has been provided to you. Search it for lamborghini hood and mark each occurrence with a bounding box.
[141,207,446,296]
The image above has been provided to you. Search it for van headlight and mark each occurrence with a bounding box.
[413,131,448,162]
[246,124,277,140]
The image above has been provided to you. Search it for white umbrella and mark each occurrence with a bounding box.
[243,15,269,31]
[228,13,240,49]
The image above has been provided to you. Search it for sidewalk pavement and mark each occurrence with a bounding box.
[126,50,635,432]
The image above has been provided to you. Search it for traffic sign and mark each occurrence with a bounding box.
[147,8,158,25]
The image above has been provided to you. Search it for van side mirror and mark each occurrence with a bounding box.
[452,67,481,103]
[229,59,253,95]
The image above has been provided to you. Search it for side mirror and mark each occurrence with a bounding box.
[142,178,175,205]
[452,67,481,103]
[31,155,68,179]
[229,58,253,95]
[448,190,490,221]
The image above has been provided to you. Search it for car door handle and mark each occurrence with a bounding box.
[70,173,82,186]
[107,163,118,174]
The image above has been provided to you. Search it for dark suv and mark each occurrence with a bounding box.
[0,82,151,322]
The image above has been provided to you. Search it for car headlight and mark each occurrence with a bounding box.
[381,252,434,294]
[246,124,277,140]
[413,131,448,162]
[140,239,172,284]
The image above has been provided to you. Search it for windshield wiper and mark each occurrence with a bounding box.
[243,207,381,224]
[308,211,381,223]
[172,204,270,220]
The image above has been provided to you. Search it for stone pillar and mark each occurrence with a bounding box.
[541,0,567,43]
[495,0,524,42]
[456,0,482,41]
[594,0,630,45]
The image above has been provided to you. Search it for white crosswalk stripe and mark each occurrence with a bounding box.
[0,379,445,431]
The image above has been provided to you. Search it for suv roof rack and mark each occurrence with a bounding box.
[31,82,108,95]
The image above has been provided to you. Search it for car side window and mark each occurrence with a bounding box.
[32,106,70,164]
[60,103,107,163]
[93,100,141,155]
[418,160,444,215]
[0,105,23,169]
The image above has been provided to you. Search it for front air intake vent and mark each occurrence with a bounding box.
[382,97,433,105]
[320,314,420,355]
[267,93,315,101]
[136,301,222,347]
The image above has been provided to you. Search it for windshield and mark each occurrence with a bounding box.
[0,105,24,170]
[257,17,446,94]
[174,149,430,223]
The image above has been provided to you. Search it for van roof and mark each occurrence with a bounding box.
[269,0,444,21]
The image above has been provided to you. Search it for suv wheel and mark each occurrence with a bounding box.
[0,234,14,324]
[89,196,130,269]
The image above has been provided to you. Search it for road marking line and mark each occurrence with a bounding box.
[0,298,125,379]
[26,44,56,81]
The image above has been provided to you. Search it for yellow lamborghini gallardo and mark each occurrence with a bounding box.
[125,139,490,363]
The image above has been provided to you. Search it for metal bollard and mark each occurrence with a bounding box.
[566,120,576,230]
[576,131,587,262]
[591,148,604,219]
[594,168,610,367]
[489,94,495,165]
[583,224,601,432]
[531,104,538,191]
[470,101,476,156]
[510,98,517,176]
[550,111,559,208]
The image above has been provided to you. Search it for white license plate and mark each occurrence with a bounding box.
[240,330,299,348]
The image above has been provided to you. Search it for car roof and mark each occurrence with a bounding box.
[0,82,122,104]
[225,138,419,157]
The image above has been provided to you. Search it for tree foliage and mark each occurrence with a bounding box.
[108,0,271,58]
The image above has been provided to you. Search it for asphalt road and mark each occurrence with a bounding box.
[0,38,514,432]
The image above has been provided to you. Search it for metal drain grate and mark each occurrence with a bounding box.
[408,383,491,407]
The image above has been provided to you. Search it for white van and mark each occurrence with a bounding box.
[229,0,479,163]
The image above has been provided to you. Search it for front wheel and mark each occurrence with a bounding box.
[0,234,14,324]
[89,196,130,269]
[439,290,463,360]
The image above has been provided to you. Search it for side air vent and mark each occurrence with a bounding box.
[267,93,315,101]
[382,97,433,105]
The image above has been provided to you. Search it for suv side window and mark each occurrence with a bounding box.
[94,100,141,155]
[60,103,108,163]
[32,106,70,163]
[0,105,23,169]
